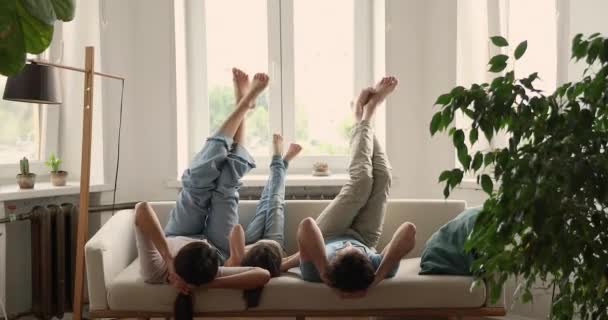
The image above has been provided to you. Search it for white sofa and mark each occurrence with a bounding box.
[85,199,505,319]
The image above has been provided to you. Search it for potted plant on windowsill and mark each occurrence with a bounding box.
[431,34,608,319]
[17,157,36,189]
[45,153,67,186]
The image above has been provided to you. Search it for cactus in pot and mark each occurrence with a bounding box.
[45,153,68,186]
[17,157,36,189]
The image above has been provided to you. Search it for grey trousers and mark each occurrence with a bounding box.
[315,120,392,248]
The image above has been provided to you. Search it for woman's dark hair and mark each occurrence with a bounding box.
[240,241,282,308]
[325,250,375,292]
[173,242,219,320]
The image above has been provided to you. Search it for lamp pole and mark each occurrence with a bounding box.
[71,46,95,320]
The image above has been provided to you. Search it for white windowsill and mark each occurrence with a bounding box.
[0,182,113,202]
[167,173,349,188]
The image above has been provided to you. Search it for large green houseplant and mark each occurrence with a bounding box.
[0,0,75,76]
[431,34,608,319]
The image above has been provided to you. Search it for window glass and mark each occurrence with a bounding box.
[0,76,39,163]
[293,0,355,155]
[205,0,270,155]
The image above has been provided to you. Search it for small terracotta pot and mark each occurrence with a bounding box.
[50,171,68,187]
[17,173,36,189]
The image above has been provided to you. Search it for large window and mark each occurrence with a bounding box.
[175,0,376,174]
[456,0,557,177]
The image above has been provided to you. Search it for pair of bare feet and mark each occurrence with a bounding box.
[232,68,302,162]
[354,76,399,122]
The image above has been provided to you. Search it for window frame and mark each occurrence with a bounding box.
[176,0,378,177]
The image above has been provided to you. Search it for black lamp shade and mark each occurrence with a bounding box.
[3,63,61,104]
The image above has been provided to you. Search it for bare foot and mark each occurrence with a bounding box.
[248,73,269,97]
[283,143,302,162]
[273,133,283,156]
[368,76,398,107]
[363,76,398,121]
[354,87,375,122]
[232,68,254,109]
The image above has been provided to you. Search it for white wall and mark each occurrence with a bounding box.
[97,0,180,203]
[383,0,458,200]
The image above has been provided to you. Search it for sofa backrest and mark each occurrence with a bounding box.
[148,199,466,257]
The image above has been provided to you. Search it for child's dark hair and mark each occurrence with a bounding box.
[240,241,282,308]
[173,242,219,320]
[325,250,375,292]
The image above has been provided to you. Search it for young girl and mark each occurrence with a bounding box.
[134,69,271,319]
[224,133,302,308]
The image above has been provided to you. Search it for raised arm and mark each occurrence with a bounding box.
[134,202,173,263]
[280,252,301,272]
[297,218,329,280]
[134,202,191,294]
[224,224,246,267]
[205,267,271,289]
[374,222,416,284]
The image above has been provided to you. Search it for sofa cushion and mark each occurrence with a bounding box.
[419,207,481,275]
[107,257,486,312]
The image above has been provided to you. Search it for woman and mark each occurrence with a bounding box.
[224,133,301,307]
[134,69,272,320]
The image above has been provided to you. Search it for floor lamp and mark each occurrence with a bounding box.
[2,46,124,320]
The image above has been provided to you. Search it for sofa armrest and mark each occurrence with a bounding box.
[85,209,137,310]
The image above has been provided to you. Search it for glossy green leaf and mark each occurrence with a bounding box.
[16,1,53,54]
[0,0,74,76]
[514,40,528,60]
[435,93,452,105]
[51,0,75,21]
[472,152,483,171]
[490,36,509,47]
[469,128,479,145]
[489,54,509,66]
[453,129,465,147]
[484,152,495,167]
[457,145,471,170]
[480,174,493,195]
[438,170,451,182]
[489,62,508,73]
[0,1,26,76]
[430,112,443,135]
[20,0,56,26]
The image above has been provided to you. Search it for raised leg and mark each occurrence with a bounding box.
[217,72,268,140]
[232,68,255,145]
[347,135,392,248]
[205,143,256,255]
[346,77,398,247]
[245,135,302,247]
[314,120,375,238]
[165,132,233,236]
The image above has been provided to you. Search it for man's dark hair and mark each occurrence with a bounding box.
[173,242,219,320]
[325,250,375,292]
[240,241,283,308]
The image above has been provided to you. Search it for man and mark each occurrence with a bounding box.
[281,76,417,298]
